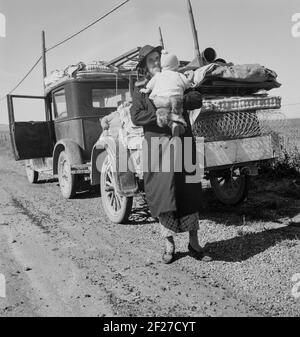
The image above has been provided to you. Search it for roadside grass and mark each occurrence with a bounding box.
[0,131,12,157]
[259,119,300,181]
[280,238,299,248]
[202,182,297,225]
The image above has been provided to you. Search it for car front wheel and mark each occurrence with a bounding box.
[100,153,133,224]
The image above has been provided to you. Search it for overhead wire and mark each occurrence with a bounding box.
[0,0,130,102]
[0,56,42,102]
[1,0,300,109]
[46,0,129,52]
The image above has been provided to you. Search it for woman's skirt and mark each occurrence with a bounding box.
[159,212,199,238]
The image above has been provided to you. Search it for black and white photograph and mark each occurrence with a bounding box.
[0,0,300,322]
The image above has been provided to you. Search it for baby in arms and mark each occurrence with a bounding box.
[140,50,191,136]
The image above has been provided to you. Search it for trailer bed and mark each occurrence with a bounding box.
[195,134,279,170]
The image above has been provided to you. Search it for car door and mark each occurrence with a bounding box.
[7,94,55,161]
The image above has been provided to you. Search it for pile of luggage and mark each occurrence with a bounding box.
[44,60,118,90]
[188,62,282,142]
[186,62,281,96]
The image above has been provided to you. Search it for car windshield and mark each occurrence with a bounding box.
[92,88,131,108]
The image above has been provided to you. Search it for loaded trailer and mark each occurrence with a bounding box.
[97,93,281,223]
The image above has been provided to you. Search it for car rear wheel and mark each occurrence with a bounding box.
[100,153,133,224]
[25,160,39,184]
[58,151,77,199]
[210,169,250,206]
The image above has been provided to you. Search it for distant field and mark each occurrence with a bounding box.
[0,131,9,142]
[0,125,11,154]
[268,118,300,146]
[0,118,299,151]
[0,124,8,132]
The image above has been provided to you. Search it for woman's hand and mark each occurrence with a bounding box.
[156,108,171,127]
[156,111,188,128]
[140,88,151,94]
[184,70,194,83]
[169,113,187,127]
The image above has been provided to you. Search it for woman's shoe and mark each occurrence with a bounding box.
[162,249,175,264]
[162,237,175,264]
[188,244,212,262]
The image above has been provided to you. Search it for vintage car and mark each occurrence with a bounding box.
[7,53,137,200]
[7,48,281,224]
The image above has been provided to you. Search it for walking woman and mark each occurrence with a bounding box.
[130,45,212,264]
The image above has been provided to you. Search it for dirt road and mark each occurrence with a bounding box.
[0,149,299,317]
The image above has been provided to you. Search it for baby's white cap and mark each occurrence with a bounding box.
[161,50,180,71]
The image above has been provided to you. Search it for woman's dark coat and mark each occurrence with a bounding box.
[130,86,204,219]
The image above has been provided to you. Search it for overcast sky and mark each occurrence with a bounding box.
[0,0,299,123]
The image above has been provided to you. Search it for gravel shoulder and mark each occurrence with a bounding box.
[0,146,299,317]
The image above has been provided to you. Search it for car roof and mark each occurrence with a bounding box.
[45,71,137,95]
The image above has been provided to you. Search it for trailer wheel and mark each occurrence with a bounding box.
[25,160,39,184]
[100,153,133,224]
[58,151,77,199]
[210,170,250,206]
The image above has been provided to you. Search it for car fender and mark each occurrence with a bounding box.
[91,136,138,196]
[53,139,83,175]
[90,136,117,186]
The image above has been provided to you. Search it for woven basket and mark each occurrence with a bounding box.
[192,110,275,142]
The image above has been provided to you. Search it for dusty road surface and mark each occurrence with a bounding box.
[0,146,300,317]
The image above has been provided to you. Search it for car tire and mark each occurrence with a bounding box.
[25,160,39,184]
[58,151,77,199]
[210,170,250,206]
[100,152,133,224]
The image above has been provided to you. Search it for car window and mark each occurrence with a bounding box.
[92,89,131,108]
[54,89,67,119]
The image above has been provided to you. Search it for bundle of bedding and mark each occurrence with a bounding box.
[44,60,117,89]
[44,62,86,89]
[187,62,281,96]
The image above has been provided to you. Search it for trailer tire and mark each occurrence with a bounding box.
[100,152,133,224]
[25,160,39,184]
[210,171,250,206]
[58,151,77,199]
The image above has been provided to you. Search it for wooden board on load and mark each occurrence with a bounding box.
[201,135,277,169]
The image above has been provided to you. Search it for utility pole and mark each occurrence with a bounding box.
[42,30,47,86]
[41,30,49,121]
[187,0,203,67]
[159,26,165,49]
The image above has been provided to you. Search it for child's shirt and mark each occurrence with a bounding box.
[146,70,191,100]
